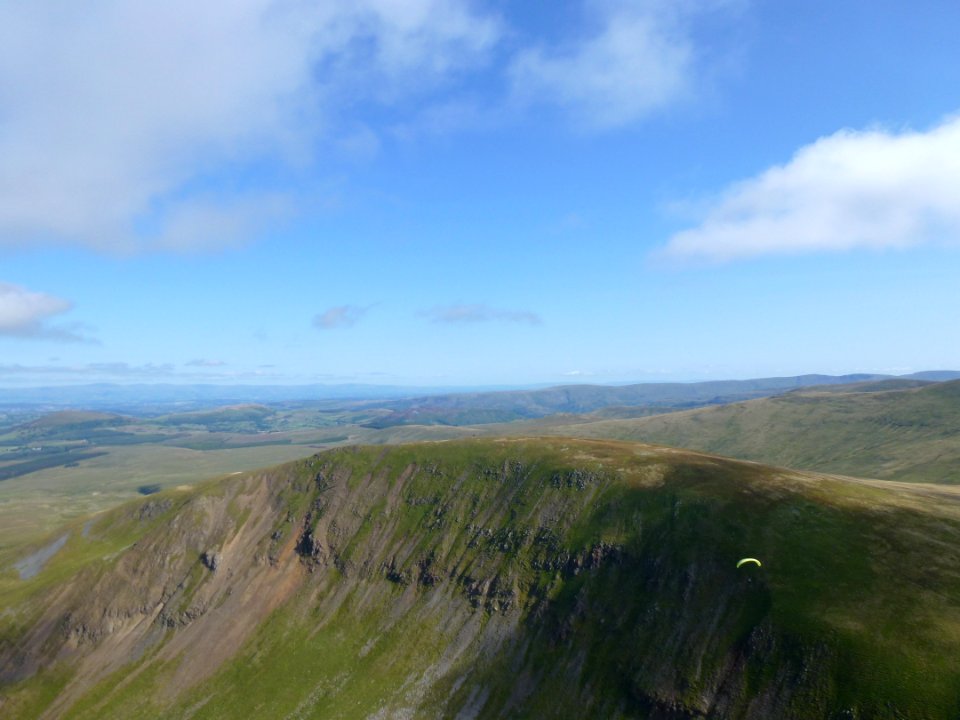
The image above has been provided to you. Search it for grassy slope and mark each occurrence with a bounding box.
[0,402,472,552]
[0,444,318,553]
[506,380,960,484]
[2,439,960,718]
[5,376,951,554]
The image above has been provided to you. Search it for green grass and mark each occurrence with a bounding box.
[60,649,172,720]
[165,587,460,720]
[4,439,960,717]
[0,409,471,555]
[0,443,318,551]
[0,665,74,719]
[496,380,960,484]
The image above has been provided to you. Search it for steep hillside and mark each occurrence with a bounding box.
[2,439,960,718]
[523,380,960,484]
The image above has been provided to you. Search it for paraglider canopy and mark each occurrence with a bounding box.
[736,557,762,568]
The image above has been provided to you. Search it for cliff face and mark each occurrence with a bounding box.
[2,439,960,718]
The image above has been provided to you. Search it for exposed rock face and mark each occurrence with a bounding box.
[201,550,222,571]
[2,439,960,719]
[137,498,172,521]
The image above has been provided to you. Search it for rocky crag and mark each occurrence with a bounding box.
[2,438,959,718]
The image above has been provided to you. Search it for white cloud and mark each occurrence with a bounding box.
[185,359,227,368]
[313,304,369,329]
[0,282,92,342]
[0,0,500,252]
[83,362,176,377]
[144,193,295,253]
[0,0,739,254]
[509,0,705,128]
[424,304,542,325]
[0,361,287,384]
[662,114,960,261]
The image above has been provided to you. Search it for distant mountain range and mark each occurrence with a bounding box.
[2,371,959,423]
[0,382,483,412]
[361,371,960,428]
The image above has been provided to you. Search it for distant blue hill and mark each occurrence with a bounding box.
[902,370,960,381]
[2,372,957,421]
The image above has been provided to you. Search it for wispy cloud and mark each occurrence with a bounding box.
[0,1,501,253]
[0,282,95,342]
[423,304,542,325]
[509,0,725,128]
[0,362,173,378]
[89,362,175,377]
[0,361,288,384]
[185,358,227,368]
[142,193,295,253]
[313,304,370,330]
[661,114,960,261]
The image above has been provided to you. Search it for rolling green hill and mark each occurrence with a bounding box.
[2,439,960,718]
[363,373,898,427]
[529,380,960,483]
[4,376,959,558]
[152,404,277,432]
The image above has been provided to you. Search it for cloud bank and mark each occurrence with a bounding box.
[0,361,276,384]
[0,0,500,253]
[0,282,92,342]
[0,0,735,253]
[663,114,960,261]
[185,359,227,368]
[424,304,542,325]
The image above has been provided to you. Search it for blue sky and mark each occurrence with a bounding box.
[2,0,959,387]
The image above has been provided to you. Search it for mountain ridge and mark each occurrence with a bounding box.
[524,379,960,484]
[5,371,960,416]
[3,438,959,718]
[362,373,911,428]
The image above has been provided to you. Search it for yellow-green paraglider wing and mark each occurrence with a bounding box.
[736,557,762,568]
